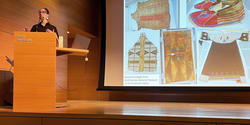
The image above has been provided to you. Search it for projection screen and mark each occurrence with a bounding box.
[101,0,250,89]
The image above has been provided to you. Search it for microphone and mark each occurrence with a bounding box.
[39,16,45,23]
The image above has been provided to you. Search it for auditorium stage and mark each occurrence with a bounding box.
[0,101,250,124]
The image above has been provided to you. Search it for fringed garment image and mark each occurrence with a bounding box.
[199,30,249,83]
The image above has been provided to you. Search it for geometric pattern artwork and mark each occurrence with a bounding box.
[128,33,157,72]
[208,31,242,43]
[201,31,249,42]
[131,0,170,30]
[163,30,195,83]
[190,0,245,27]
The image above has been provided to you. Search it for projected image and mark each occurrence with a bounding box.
[131,0,170,30]
[124,30,161,86]
[187,0,250,29]
[128,33,158,72]
[122,0,250,87]
[162,30,195,84]
[125,0,179,31]
[197,29,250,85]
[189,0,245,27]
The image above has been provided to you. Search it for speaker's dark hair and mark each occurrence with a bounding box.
[43,8,49,14]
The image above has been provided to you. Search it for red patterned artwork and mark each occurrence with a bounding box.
[131,0,170,30]
[190,0,245,27]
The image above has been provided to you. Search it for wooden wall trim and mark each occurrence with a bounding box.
[108,91,250,103]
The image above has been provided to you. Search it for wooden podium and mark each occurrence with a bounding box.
[14,32,89,112]
[14,32,57,112]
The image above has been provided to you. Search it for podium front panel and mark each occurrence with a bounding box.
[14,32,56,112]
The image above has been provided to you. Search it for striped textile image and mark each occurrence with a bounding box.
[131,0,170,30]
[128,33,157,72]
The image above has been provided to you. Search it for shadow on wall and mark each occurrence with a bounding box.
[0,70,13,106]
[0,56,14,106]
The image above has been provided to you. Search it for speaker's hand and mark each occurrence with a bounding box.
[24,28,30,32]
[46,29,54,33]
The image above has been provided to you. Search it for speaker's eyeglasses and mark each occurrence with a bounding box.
[39,11,47,14]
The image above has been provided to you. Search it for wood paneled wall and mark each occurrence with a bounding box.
[0,0,100,104]
[67,0,109,101]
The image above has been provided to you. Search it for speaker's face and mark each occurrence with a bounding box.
[39,8,49,21]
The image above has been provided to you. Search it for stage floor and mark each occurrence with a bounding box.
[1,100,250,124]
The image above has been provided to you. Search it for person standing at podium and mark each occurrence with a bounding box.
[30,8,59,39]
